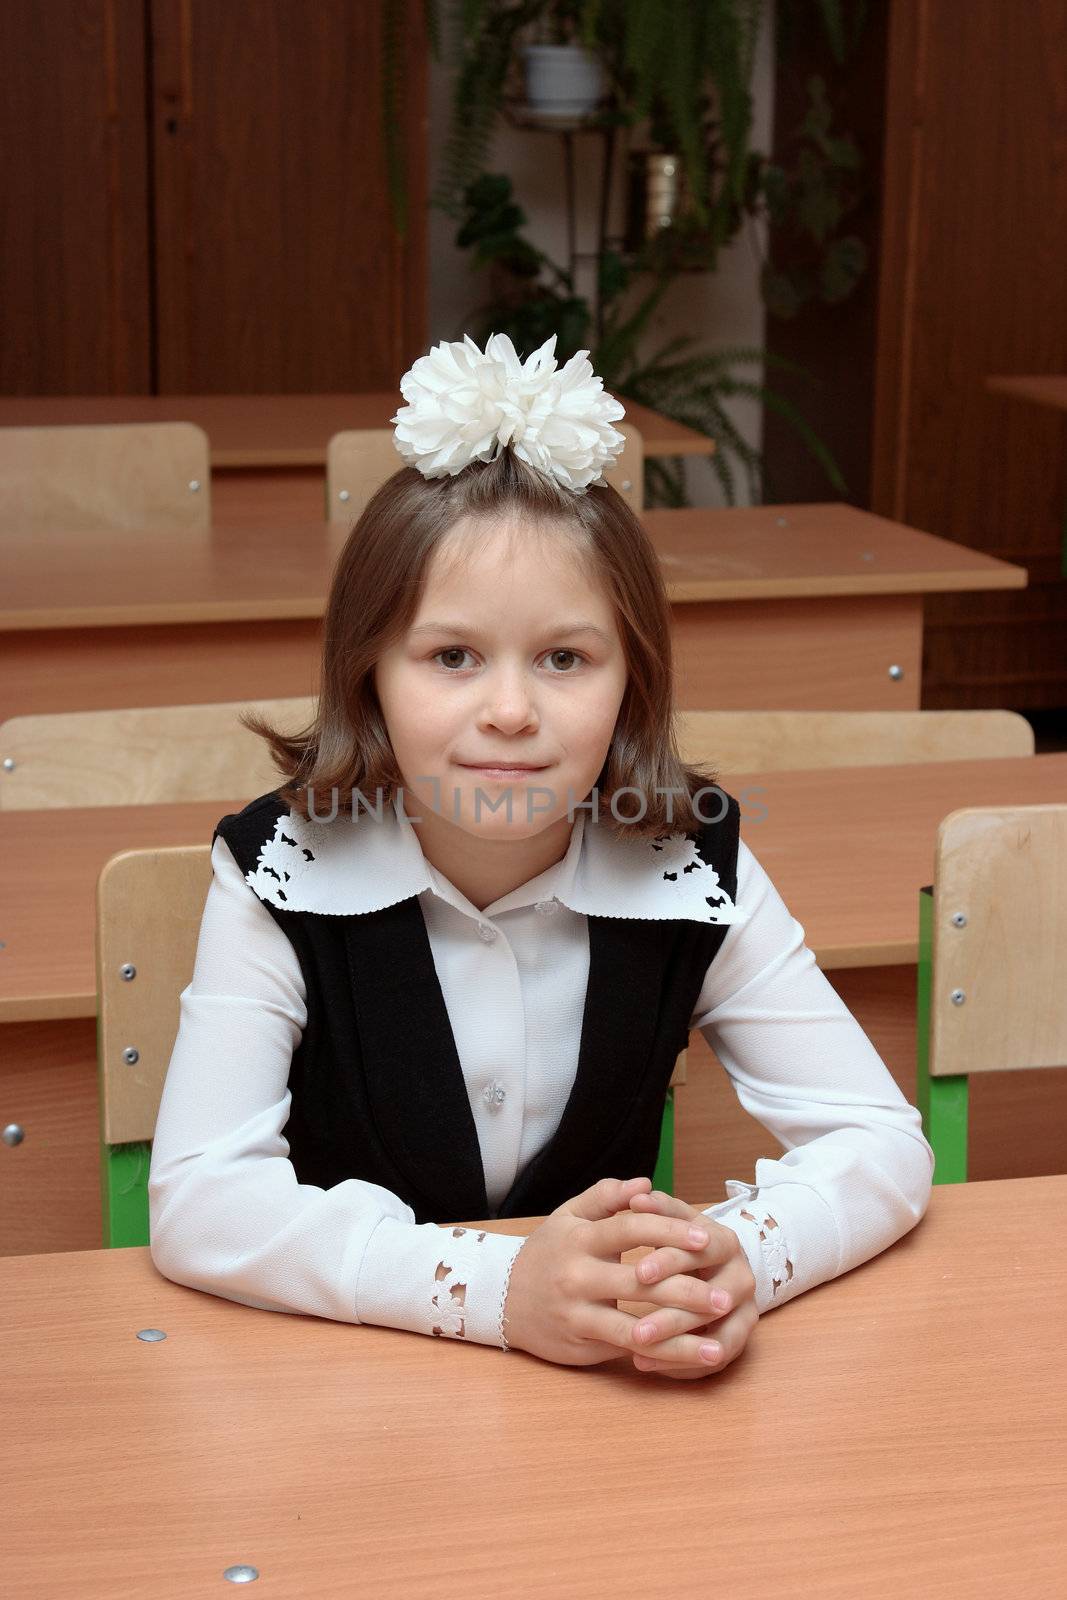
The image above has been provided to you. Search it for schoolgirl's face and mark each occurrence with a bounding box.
[373,515,629,841]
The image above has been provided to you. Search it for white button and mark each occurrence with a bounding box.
[534,898,559,916]
[483,1079,507,1109]
[476,922,497,942]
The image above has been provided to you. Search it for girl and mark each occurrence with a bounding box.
[148,332,934,1381]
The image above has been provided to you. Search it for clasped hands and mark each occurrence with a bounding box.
[503,1175,758,1380]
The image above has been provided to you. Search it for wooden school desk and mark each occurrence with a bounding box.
[2,1174,1064,1600]
[0,390,716,526]
[3,752,1066,1258]
[0,506,1025,720]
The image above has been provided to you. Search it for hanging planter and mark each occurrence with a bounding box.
[521,42,606,120]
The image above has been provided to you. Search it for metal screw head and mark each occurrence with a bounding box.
[136,1328,167,1342]
[223,1566,260,1584]
[951,912,967,927]
[950,989,966,1005]
[338,488,351,502]
[3,1123,25,1147]
[775,516,788,526]
[2,757,15,771]
[122,1046,140,1064]
[188,479,201,492]
[120,963,137,980]
[888,664,904,680]
[620,479,632,491]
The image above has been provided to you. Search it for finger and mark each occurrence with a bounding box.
[567,1175,653,1222]
[627,1189,689,1217]
[624,1272,736,1328]
[629,1248,753,1319]
[639,1300,755,1372]
[588,1210,720,1261]
[579,1287,740,1368]
[633,1355,711,1380]
[630,1303,717,1349]
[634,1229,733,1285]
[582,1302,672,1358]
[631,1328,726,1371]
[587,1258,732,1320]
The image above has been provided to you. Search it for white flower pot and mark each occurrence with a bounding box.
[522,43,606,119]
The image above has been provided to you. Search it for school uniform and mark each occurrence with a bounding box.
[147,786,934,1351]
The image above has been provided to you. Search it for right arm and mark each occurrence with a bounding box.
[147,836,525,1346]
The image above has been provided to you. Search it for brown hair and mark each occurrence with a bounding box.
[241,448,722,838]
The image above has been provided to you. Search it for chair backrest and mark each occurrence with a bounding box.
[97,845,212,1146]
[325,421,643,518]
[97,845,212,1245]
[675,709,1034,774]
[0,422,211,532]
[926,803,1067,1079]
[326,428,407,519]
[0,697,316,809]
[7,701,1031,812]
[602,422,642,511]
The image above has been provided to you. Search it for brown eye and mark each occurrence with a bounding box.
[435,648,471,670]
[547,649,580,671]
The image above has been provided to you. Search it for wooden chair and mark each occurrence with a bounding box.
[97,845,212,1246]
[668,708,1031,1189]
[325,428,409,519]
[0,422,211,532]
[325,421,644,518]
[5,703,1032,813]
[916,804,1067,1183]
[605,422,643,512]
[0,697,315,809]
[95,843,680,1244]
[675,708,1034,773]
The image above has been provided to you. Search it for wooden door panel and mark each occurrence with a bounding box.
[0,0,151,394]
[149,0,427,393]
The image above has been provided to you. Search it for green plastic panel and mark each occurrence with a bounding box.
[101,1139,151,1248]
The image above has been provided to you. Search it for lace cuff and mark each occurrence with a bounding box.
[702,1175,838,1315]
[356,1215,527,1349]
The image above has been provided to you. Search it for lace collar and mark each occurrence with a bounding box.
[243,791,748,927]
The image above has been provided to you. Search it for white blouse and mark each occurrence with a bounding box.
[147,794,934,1351]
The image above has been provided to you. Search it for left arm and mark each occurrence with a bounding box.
[690,838,935,1314]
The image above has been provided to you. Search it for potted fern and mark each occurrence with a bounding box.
[384,0,868,505]
[453,171,843,508]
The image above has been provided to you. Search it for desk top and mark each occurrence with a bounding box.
[0,503,1026,632]
[2,1175,1064,1599]
[985,374,1067,412]
[3,752,1065,1023]
[0,391,714,464]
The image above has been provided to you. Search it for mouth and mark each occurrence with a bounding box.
[457,762,550,777]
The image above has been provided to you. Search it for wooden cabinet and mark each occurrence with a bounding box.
[1,0,427,398]
[764,0,1067,709]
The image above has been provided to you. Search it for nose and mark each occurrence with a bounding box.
[476,660,540,734]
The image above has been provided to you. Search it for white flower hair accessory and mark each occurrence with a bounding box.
[390,331,627,493]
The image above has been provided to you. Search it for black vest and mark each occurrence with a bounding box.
[213,790,742,1223]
